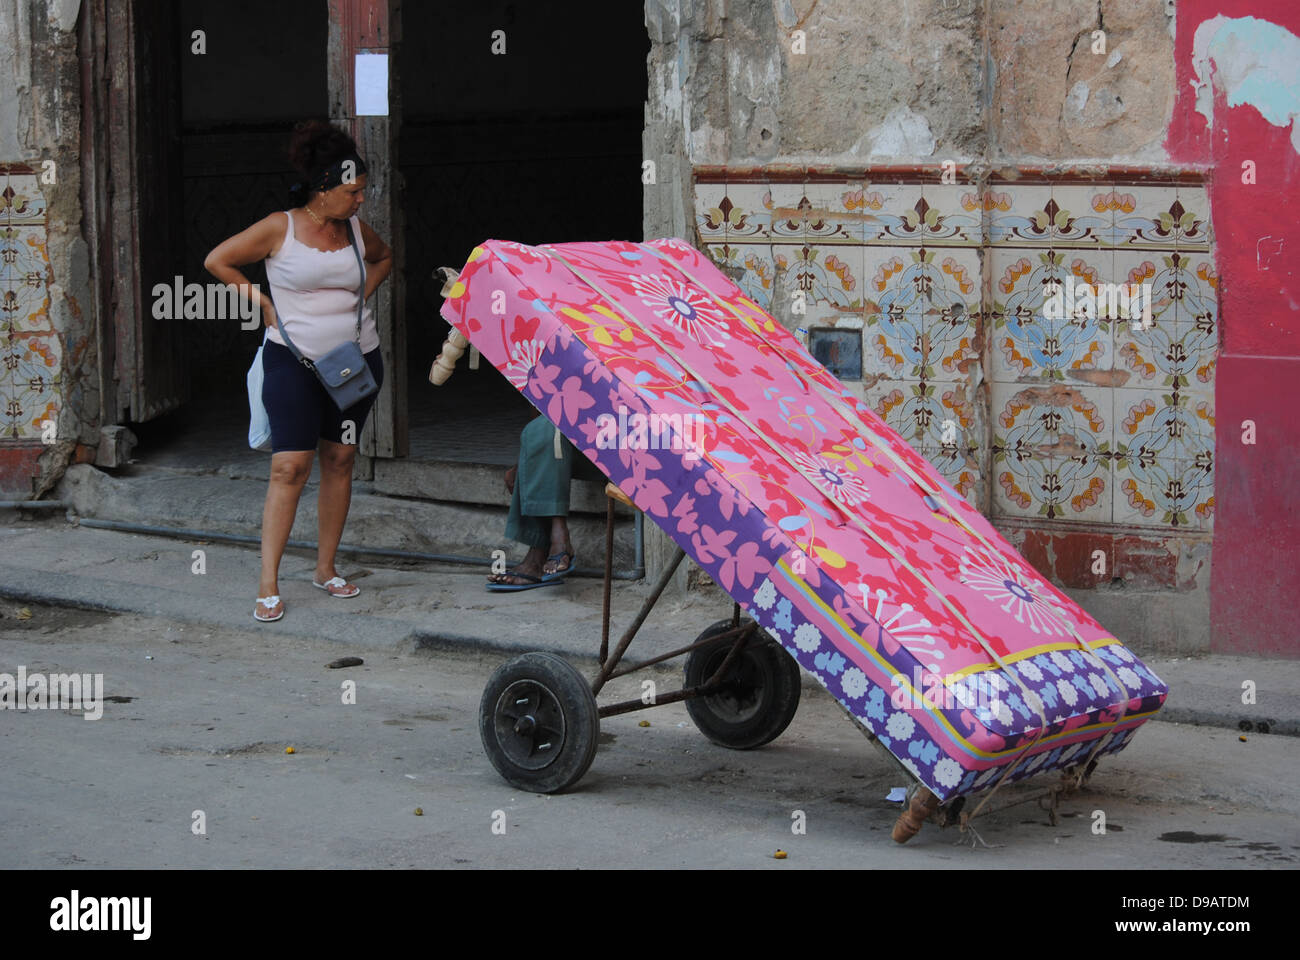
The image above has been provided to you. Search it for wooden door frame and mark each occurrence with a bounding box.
[81,0,187,435]
[327,0,408,460]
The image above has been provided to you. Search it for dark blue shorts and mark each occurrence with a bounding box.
[261,340,384,453]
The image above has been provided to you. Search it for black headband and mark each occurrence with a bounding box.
[288,152,368,203]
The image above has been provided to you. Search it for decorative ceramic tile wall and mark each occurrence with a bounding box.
[0,165,59,441]
[696,174,1216,531]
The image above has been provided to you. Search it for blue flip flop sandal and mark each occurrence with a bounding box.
[541,548,576,582]
[486,570,562,593]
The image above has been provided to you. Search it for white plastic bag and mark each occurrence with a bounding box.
[247,333,272,451]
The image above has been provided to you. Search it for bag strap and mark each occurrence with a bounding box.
[345,218,366,343]
[273,304,315,371]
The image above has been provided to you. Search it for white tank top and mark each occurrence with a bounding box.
[265,211,380,360]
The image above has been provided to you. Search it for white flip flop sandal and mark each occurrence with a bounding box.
[254,595,284,622]
[312,576,360,598]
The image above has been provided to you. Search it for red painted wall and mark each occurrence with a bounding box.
[1167,0,1300,656]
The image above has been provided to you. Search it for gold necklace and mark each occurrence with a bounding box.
[304,202,326,227]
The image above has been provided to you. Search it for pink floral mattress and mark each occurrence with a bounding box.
[440,237,1168,801]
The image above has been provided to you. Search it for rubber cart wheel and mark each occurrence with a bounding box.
[479,652,599,793]
[684,619,801,750]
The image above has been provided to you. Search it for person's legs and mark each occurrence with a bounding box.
[313,347,383,596]
[490,444,551,585]
[258,341,327,618]
[258,450,314,615]
[490,417,572,587]
[315,438,357,587]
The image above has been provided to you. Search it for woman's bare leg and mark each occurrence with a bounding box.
[315,438,358,584]
[259,450,315,603]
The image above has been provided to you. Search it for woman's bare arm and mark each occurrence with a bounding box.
[204,213,286,327]
[357,218,393,300]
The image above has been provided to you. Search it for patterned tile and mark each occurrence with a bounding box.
[855,182,925,247]
[1,225,53,335]
[923,246,982,382]
[1172,250,1218,388]
[988,247,1114,384]
[861,247,929,380]
[917,183,984,246]
[725,182,773,243]
[986,183,1053,245]
[1113,185,1184,250]
[804,182,862,247]
[1049,183,1113,248]
[0,173,57,442]
[0,173,48,225]
[1112,387,1188,527]
[768,183,811,242]
[990,380,1113,523]
[695,181,729,243]
[771,242,862,325]
[803,240,864,327]
[705,242,778,311]
[1174,184,1213,250]
[2,331,61,440]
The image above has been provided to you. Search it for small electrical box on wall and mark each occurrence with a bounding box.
[808,328,863,381]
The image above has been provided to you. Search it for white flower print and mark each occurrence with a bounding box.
[990,699,1014,726]
[1057,677,1079,707]
[1050,651,1075,673]
[505,339,546,388]
[841,667,868,699]
[753,578,777,611]
[629,274,731,347]
[1023,689,1044,716]
[793,622,821,653]
[860,584,944,671]
[958,543,1074,637]
[933,758,963,788]
[986,672,1008,692]
[1089,673,1110,698]
[1117,666,1140,689]
[886,711,915,741]
[791,451,871,507]
[1113,645,1134,663]
[1017,659,1043,683]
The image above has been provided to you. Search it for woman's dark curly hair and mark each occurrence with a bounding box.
[287,120,360,206]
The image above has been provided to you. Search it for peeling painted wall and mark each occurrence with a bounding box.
[1166,1,1300,658]
[0,0,97,498]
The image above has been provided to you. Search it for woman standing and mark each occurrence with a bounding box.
[205,120,392,622]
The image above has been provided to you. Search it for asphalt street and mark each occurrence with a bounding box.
[3,602,1296,869]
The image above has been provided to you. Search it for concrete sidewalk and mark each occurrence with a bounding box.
[1,514,1297,737]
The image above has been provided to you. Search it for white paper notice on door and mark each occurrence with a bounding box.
[355,53,389,117]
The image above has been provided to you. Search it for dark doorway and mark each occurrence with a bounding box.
[128,0,328,464]
[179,0,328,398]
[398,1,649,463]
